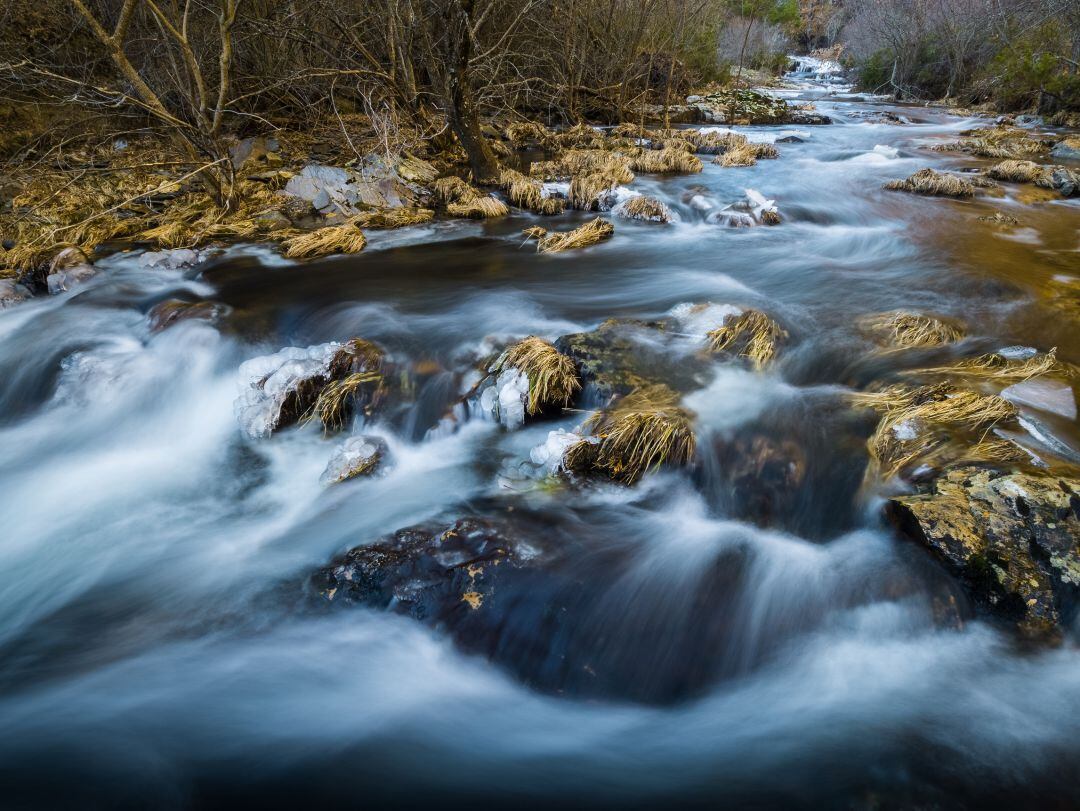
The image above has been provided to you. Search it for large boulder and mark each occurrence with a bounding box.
[886,467,1080,638]
[311,507,960,703]
[283,159,427,216]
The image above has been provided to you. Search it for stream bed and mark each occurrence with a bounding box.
[1,73,1079,809]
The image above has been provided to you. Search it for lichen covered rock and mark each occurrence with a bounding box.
[886,467,1080,637]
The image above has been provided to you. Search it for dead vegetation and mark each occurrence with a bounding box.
[433,175,509,218]
[536,217,614,253]
[495,336,581,415]
[883,168,977,197]
[904,348,1061,384]
[712,142,779,167]
[352,207,435,229]
[853,382,1022,479]
[859,311,966,348]
[629,147,703,174]
[706,309,788,368]
[932,127,1052,160]
[565,384,696,484]
[618,195,671,222]
[282,222,367,259]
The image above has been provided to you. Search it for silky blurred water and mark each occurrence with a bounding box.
[0,76,1078,809]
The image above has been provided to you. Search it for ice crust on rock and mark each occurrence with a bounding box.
[235,342,341,438]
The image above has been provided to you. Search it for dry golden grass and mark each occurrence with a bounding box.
[854,382,1021,478]
[522,225,548,240]
[496,336,580,415]
[883,168,976,197]
[504,121,551,145]
[715,143,758,167]
[932,127,1051,159]
[447,196,510,218]
[859,311,966,348]
[567,385,695,484]
[500,168,543,210]
[630,148,703,175]
[536,217,614,253]
[618,195,671,222]
[707,309,788,368]
[311,370,384,431]
[434,175,509,219]
[694,131,748,154]
[396,154,438,184]
[985,159,1053,186]
[281,222,367,258]
[569,171,616,210]
[760,209,781,225]
[353,207,434,228]
[908,348,1060,384]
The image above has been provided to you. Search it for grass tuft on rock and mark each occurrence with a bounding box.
[854,383,1020,479]
[434,176,509,219]
[859,311,966,348]
[629,148,703,175]
[353,207,434,229]
[537,217,614,253]
[566,385,695,484]
[495,336,581,415]
[907,348,1060,384]
[311,371,385,431]
[619,195,671,222]
[282,222,366,259]
[883,168,976,197]
[707,309,788,368]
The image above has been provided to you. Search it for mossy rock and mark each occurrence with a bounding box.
[886,467,1080,638]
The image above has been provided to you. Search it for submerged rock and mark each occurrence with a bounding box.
[555,319,711,406]
[886,467,1080,637]
[147,299,231,333]
[0,278,31,308]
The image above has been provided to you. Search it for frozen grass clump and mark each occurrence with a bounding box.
[883,168,976,198]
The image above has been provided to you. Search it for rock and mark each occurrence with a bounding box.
[0,278,30,308]
[252,209,292,232]
[555,319,711,406]
[886,467,1080,637]
[147,299,231,333]
[283,162,423,216]
[787,109,832,125]
[234,338,386,438]
[137,248,201,270]
[776,135,805,143]
[1050,138,1080,161]
[1047,167,1080,197]
[321,435,388,483]
[229,135,282,170]
[49,245,91,271]
[44,246,97,295]
[311,507,951,703]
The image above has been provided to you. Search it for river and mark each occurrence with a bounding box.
[0,68,1078,809]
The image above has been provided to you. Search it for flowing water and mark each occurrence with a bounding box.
[1,72,1079,809]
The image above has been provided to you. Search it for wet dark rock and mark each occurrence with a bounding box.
[776,135,805,144]
[147,299,231,332]
[311,505,959,703]
[697,396,871,539]
[310,511,750,703]
[886,467,1080,638]
[555,319,711,407]
[1051,138,1080,161]
[787,109,832,125]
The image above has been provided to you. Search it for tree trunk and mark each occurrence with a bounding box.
[442,0,501,183]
